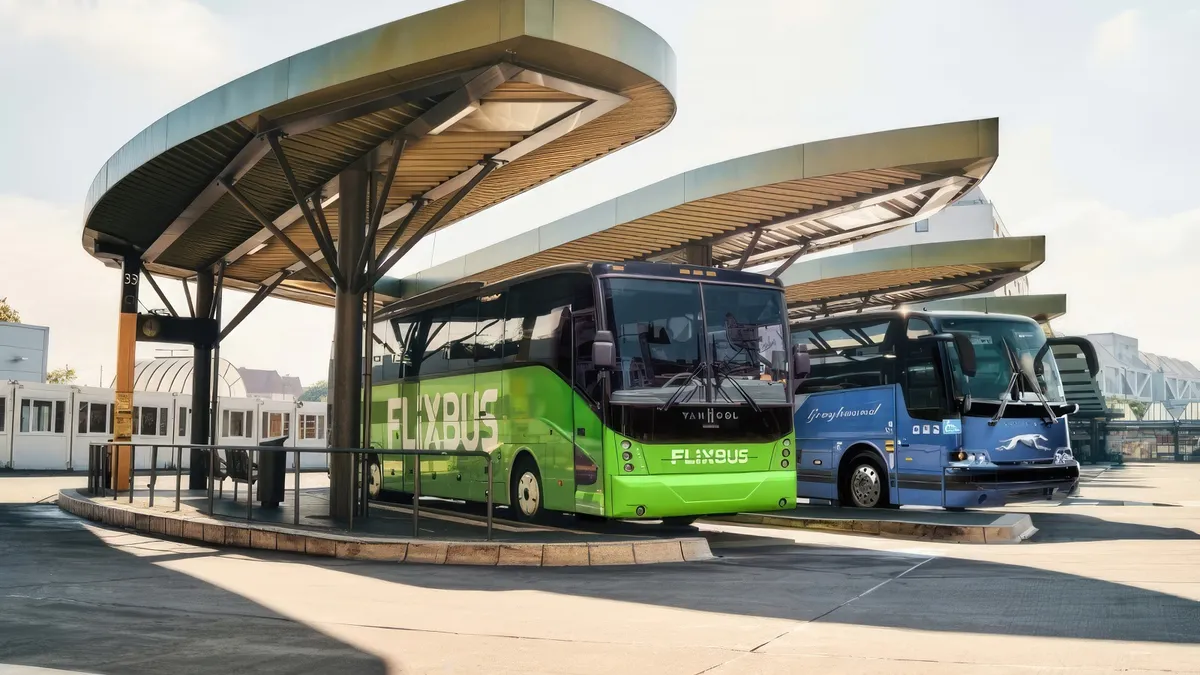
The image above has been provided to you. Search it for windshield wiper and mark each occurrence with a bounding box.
[989,340,1057,426]
[712,361,761,413]
[658,361,708,412]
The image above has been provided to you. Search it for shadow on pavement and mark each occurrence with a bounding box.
[1029,511,1200,543]
[312,526,1200,646]
[0,505,385,675]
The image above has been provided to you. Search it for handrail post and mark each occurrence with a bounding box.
[128,445,135,504]
[293,449,300,526]
[247,448,254,522]
[208,447,215,515]
[412,452,420,539]
[149,446,157,508]
[348,452,355,532]
[486,454,493,541]
[174,447,182,512]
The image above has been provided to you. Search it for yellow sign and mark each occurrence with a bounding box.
[115,392,132,412]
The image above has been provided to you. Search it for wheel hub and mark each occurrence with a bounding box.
[517,472,540,515]
[851,465,881,506]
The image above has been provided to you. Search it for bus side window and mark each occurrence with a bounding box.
[447,299,478,373]
[902,318,947,420]
[475,293,506,369]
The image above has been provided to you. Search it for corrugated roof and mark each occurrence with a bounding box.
[81,0,677,308]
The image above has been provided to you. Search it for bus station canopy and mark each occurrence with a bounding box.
[902,293,1067,324]
[387,118,998,302]
[80,0,677,307]
[780,235,1046,322]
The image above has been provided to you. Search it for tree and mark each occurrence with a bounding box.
[300,380,328,402]
[47,366,77,385]
[0,297,20,323]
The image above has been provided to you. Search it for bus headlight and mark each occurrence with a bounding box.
[622,451,633,461]
[783,438,790,447]
[621,440,632,450]
[781,459,789,468]
[782,448,790,457]
[624,463,634,473]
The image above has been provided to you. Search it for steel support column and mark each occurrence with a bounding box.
[329,160,368,519]
[189,270,214,488]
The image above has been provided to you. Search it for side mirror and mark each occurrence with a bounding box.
[593,330,616,370]
[947,331,977,378]
[792,343,811,380]
[1037,337,1100,378]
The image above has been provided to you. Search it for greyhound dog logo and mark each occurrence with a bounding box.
[995,434,1051,452]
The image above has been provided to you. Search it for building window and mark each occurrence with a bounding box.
[914,220,929,233]
[130,406,170,437]
[299,413,325,440]
[20,399,65,434]
[261,411,291,439]
[0,397,6,433]
[178,407,189,437]
[77,402,112,435]
[221,409,254,439]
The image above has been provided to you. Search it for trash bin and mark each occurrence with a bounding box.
[257,436,288,508]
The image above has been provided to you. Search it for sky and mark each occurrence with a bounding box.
[1,0,1198,388]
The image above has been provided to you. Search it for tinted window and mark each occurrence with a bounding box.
[475,293,506,369]
[419,308,450,377]
[447,299,478,372]
[902,318,947,419]
[795,320,896,393]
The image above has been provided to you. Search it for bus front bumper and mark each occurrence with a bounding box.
[610,470,795,519]
[943,463,1080,508]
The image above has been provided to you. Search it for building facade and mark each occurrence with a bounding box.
[0,322,49,383]
[852,188,1029,297]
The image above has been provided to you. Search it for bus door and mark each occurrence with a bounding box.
[895,318,952,506]
[571,309,605,515]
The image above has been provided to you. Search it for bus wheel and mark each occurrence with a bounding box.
[510,458,543,522]
[843,456,886,508]
[366,455,382,500]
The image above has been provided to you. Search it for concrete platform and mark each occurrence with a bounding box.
[57,489,712,566]
[709,505,1037,544]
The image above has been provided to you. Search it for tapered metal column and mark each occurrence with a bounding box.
[189,270,214,488]
[111,254,140,492]
[329,159,367,519]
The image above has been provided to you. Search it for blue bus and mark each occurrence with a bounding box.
[791,310,1099,509]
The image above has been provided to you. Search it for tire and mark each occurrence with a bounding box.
[661,516,697,527]
[510,456,544,522]
[367,454,382,500]
[841,454,887,509]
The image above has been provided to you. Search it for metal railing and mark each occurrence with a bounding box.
[85,442,494,540]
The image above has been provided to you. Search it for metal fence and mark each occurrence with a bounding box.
[86,442,494,540]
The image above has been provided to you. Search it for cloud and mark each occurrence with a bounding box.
[1089,9,1142,68]
[1019,199,1200,363]
[0,195,333,388]
[0,0,233,84]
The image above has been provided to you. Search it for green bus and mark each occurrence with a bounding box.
[367,261,806,522]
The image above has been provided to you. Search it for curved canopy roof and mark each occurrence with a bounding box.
[904,293,1067,324]
[780,235,1045,322]
[388,118,998,299]
[121,357,246,398]
[82,0,677,307]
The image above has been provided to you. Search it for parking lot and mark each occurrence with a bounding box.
[1,464,1198,674]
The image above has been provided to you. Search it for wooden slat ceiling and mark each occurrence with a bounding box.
[461,167,954,286]
[133,77,674,307]
[785,263,1025,321]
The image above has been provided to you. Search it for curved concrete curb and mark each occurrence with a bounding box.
[710,512,1037,544]
[57,490,713,565]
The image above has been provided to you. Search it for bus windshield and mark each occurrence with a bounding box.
[939,316,1066,403]
[602,277,790,406]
